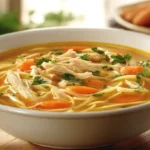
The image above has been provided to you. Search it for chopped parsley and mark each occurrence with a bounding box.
[80,54,90,60]
[17,55,25,59]
[111,53,132,65]
[51,49,63,55]
[93,93,104,97]
[137,60,150,67]
[92,70,100,76]
[92,47,104,54]
[32,76,47,85]
[141,69,150,77]
[62,73,85,85]
[114,74,122,78]
[51,59,56,63]
[136,69,150,83]
[0,92,4,96]
[36,58,50,67]
[102,66,108,69]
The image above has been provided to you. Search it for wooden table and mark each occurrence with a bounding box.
[0,129,150,150]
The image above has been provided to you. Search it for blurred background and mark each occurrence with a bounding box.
[0,0,145,34]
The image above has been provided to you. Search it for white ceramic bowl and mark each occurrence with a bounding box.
[0,28,150,149]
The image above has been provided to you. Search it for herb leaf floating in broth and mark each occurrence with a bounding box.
[0,42,150,112]
[92,70,100,76]
[36,58,50,67]
[92,47,105,54]
[80,54,90,60]
[111,53,132,65]
[62,73,85,85]
[32,76,47,85]
[136,69,150,83]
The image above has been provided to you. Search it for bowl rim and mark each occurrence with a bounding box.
[0,27,150,118]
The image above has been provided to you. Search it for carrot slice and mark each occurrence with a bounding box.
[120,66,143,75]
[111,94,144,103]
[84,78,105,89]
[19,59,35,71]
[68,86,99,94]
[35,100,71,109]
[63,46,88,51]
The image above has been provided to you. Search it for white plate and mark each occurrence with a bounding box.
[114,1,150,34]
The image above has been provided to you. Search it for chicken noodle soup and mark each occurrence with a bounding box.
[0,42,150,112]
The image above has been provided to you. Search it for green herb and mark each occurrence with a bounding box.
[136,69,150,83]
[17,55,25,59]
[92,47,104,54]
[76,51,82,54]
[138,60,150,67]
[92,70,100,76]
[80,54,90,60]
[93,93,104,97]
[36,58,50,67]
[111,53,132,65]
[62,73,85,85]
[0,92,4,96]
[102,66,108,69]
[124,54,132,61]
[136,75,141,84]
[51,59,56,63]
[32,76,47,85]
[141,69,150,77]
[51,49,63,55]
[114,74,122,78]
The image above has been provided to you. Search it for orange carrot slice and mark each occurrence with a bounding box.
[19,59,35,71]
[84,78,105,89]
[68,86,99,94]
[120,66,143,75]
[35,100,71,109]
[111,94,144,103]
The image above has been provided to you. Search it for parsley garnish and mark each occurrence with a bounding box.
[36,58,50,67]
[17,55,25,59]
[92,70,100,76]
[32,76,47,85]
[114,74,122,78]
[137,60,150,67]
[141,69,150,77]
[62,73,85,85]
[111,54,132,65]
[0,92,4,96]
[80,54,90,60]
[93,93,104,97]
[51,49,63,55]
[51,59,56,63]
[136,69,150,83]
[92,47,104,54]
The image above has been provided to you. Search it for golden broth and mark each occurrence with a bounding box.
[0,42,150,112]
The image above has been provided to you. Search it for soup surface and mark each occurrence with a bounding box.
[0,42,150,112]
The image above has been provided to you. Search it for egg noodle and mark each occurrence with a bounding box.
[0,42,150,112]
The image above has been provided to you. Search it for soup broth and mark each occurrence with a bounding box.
[0,42,150,112]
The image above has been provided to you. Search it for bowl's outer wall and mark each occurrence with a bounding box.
[0,108,150,147]
[0,28,150,148]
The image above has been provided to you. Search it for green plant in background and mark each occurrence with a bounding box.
[0,10,83,34]
[0,12,20,34]
[28,10,83,28]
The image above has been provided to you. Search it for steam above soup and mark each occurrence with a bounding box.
[0,42,150,112]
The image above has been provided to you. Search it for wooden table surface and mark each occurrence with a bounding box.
[0,129,150,150]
